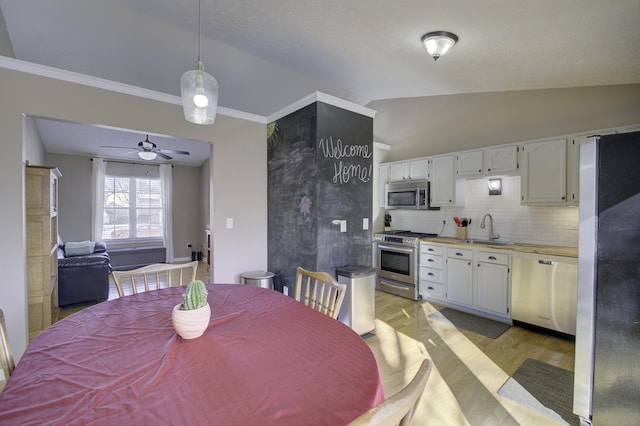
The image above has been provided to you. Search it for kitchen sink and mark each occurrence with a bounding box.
[463,239,515,246]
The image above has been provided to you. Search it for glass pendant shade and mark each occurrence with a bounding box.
[181,60,218,125]
[421,31,458,61]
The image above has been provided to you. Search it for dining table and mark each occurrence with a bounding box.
[0,284,384,425]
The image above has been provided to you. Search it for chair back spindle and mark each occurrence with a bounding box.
[112,261,198,297]
[294,267,346,319]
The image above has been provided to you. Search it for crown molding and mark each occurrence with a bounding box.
[267,91,377,123]
[0,56,266,124]
[374,141,391,150]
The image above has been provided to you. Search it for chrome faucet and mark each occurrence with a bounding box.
[480,213,500,240]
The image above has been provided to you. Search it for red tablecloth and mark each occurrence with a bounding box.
[0,284,383,425]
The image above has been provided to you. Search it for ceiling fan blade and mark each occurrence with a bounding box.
[100,145,137,150]
[157,148,190,155]
[157,152,173,160]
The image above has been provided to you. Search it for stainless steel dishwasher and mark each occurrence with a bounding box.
[511,252,578,335]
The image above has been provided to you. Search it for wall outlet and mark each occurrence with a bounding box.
[226,218,234,229]
[363,218,369,230]
[283,286,289,296]
[340,220,347,232]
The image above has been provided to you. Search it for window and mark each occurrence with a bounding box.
[102,176,163,241]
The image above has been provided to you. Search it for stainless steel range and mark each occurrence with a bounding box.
[374,230,438,300]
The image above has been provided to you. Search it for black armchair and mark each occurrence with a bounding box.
[58,241,112,306]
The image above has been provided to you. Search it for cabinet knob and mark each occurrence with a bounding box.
[455,252,463,256]
[428,259,434,263]
[428,286,434,290]
[428,272,434,276]
[479,169,482,173]
[489,256,497,260]
[487,168,491,172]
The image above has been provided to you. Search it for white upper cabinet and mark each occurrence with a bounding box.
[457,145,518,178]
[387,158,429,182]
[567,129,616,205]
[429,154,455,206]
[485,145,519,174]
[456,150,484,177]
[378,164,389,207]
[388,162,409,182]
[408,158,429,180]
[520,138,567,204]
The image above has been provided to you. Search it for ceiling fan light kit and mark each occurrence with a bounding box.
[421,31,458,61]
[138,151,158,161]
[181,0,218,125]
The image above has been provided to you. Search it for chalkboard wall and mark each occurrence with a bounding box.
[267,102,373,295]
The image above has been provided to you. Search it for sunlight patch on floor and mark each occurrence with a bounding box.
[371,319,470,425]
[420,303,562,425]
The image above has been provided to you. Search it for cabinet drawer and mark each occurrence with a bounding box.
[477,251,509,265]
[446,246,473,260]
[420,243,443,256]
[420,253,443,269]
[420,280,444,299]
[420,266,443,284]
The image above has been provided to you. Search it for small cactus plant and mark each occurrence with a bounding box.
[180,280,208,310]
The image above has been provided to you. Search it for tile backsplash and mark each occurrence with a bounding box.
[388,176,578,247]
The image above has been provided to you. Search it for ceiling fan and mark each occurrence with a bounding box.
[101,135,190,160]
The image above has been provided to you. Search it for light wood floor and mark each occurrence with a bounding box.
[62,262,575,425]
[368,290,575,425]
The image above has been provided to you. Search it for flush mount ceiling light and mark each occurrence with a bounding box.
[138,151,158,161]
[180,0,219,125]
[421,31,459,61]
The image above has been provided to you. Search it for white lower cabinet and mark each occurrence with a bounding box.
[445,247,474,306]
[419,243,445,301]
[476,251,510,316]
[420,242,511,321]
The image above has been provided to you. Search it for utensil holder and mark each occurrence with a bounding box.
[456,227,468,240]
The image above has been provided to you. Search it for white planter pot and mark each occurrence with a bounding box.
[172,303,211,339]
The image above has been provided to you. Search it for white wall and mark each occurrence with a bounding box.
[370,84,640,162]
[0,66,266,360]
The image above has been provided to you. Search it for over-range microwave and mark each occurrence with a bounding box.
[385,180,440,210]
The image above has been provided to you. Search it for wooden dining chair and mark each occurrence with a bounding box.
[0,309,15,391]
[112,261,198,297]
[294,267,346,319]
[347,359,432,426]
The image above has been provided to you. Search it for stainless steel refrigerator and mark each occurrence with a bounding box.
[574,131,640,424]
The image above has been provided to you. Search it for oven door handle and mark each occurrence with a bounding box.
[378,279,414,292]
[377,244,415,254]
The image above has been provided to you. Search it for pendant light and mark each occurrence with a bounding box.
[421,31,458,61]
[181,0,218,125]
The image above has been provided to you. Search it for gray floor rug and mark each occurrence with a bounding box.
[429,308,511,338]
[498,358,580,425]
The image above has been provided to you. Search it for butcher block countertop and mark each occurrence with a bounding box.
[420,237,578,258]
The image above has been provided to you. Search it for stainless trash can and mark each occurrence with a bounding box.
[336,265,376,335]
[241,270,275,289]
